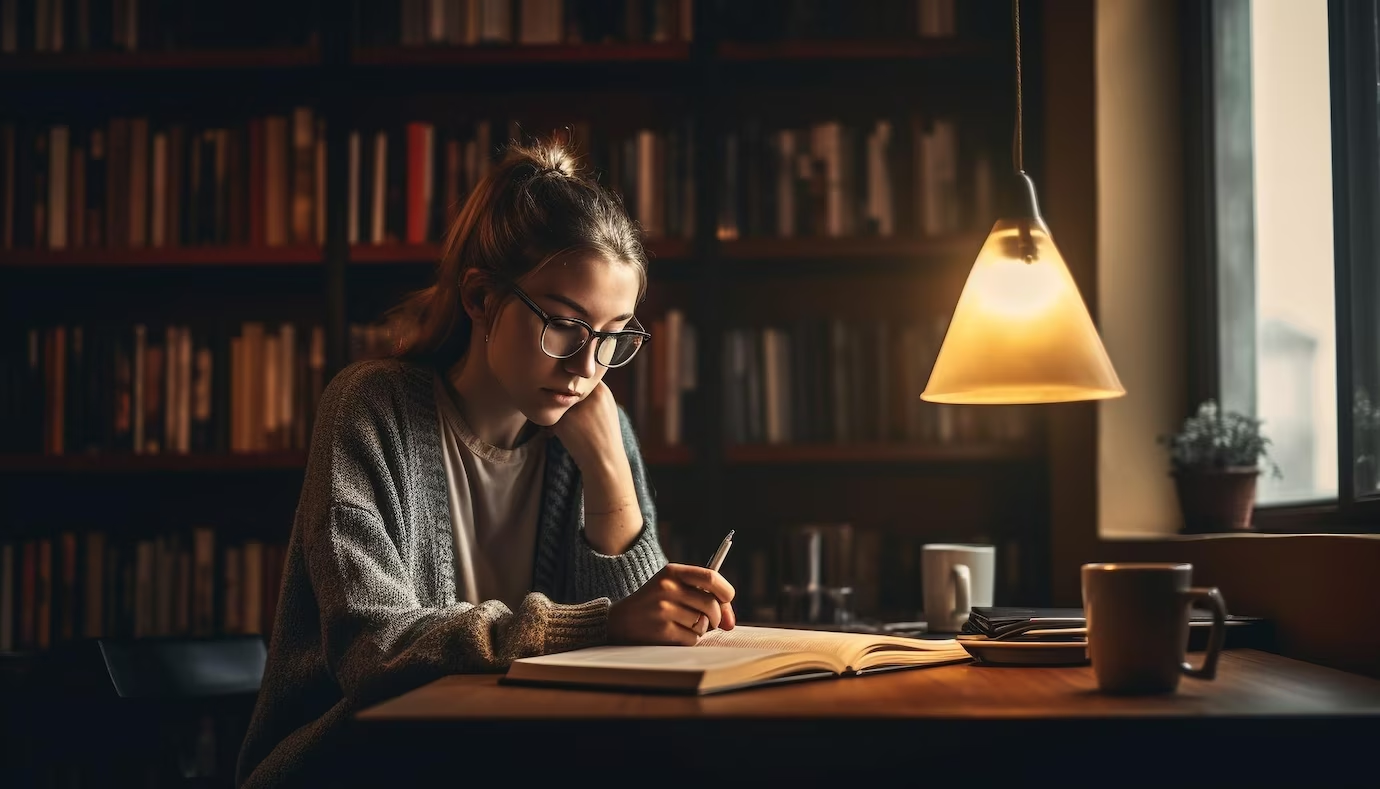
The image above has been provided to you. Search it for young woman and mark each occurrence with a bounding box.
[235,139,735,788]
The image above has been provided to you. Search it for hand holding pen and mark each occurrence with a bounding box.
[707,530,734,574]
[692,530,734,634]
[605,530,737,646]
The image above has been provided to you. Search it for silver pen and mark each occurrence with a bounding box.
[707,530,734,572]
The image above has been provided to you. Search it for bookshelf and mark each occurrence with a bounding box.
[1,0,1047,700]
[1,1,1053,785]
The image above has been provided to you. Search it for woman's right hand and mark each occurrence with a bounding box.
[607,564,737,646]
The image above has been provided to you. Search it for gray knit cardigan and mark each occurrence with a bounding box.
[235,358,667,787]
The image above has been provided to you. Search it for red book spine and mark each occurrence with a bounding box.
[406,122,426,245]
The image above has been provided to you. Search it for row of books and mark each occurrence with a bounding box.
[2,111,987,252]
[4,312,1037,457]
[718,116,982,241]
[357,0,694,48]
[721,317,1036,446]
[0,109,326,252]
[1,321,327,455]
[0,0,317,54]
[0,528,287,653]
[0,519,1020,652]
[345,119,695,246]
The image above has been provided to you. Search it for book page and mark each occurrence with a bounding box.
[507,645,844,692]
[698,626,964,672]
[518,645,789,670]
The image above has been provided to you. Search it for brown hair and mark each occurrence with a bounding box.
[387,136,649,369]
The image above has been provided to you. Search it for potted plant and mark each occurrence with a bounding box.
[1159,400,1280,533]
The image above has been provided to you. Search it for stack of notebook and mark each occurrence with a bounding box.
[962,608,1089,641]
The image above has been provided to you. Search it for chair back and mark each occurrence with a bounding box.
[37,635,267,699]
[97,636,267,698]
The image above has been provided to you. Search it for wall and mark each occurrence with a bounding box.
[1094,0,1185,538]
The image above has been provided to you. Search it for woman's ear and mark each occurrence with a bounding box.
[458,270,488,324]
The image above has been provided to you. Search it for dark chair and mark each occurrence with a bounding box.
[7,636,267,789]
[94,635,267,699]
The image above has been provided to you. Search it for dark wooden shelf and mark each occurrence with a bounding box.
[725,442,1040,465]
[0,39,993,73]
[717,38,998,62]
[350,238,692,265]
[720,235,984,261]
[0,445,1044,470]
[352,42,690,67]
[0,46,320,73]
[0,448,695,473]
[349,243,441,265]
[0,452,308,473]
[0,240,692,269]
[0,245,323,268]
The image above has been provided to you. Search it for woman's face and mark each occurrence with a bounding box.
[484,252,642,426]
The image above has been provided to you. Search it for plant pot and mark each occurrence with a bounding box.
[1171,467,1260,533]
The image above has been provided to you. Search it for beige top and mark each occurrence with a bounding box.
[433,373,547,610]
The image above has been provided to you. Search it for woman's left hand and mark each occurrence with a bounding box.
[552,381,640,554]
[549,380,627,474]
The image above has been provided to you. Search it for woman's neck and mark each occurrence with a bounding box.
[445,350,532,450]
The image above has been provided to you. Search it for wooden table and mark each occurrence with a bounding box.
[352,650,1380,786]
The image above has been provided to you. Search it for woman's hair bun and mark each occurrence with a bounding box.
[515,138,579,180]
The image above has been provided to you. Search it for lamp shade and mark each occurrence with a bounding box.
[921,218,1125,404]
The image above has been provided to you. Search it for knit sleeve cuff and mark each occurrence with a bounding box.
[541,597,612,654]
[572,523,666,602]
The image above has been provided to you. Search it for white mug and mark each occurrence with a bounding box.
[922,543,995,633]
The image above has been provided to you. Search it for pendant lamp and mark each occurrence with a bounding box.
[921,0,1125,405]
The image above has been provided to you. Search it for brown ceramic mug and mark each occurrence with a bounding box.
[1081,563,1228,694]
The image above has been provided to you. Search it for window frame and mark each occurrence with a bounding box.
[1182,0,1380,532]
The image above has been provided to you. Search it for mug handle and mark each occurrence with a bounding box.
[1179,587,1228,680]
[951,564,972,622]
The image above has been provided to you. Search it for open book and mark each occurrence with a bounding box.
[502,625,971,695]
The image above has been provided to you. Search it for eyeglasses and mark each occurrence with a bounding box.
[510,286,650,368]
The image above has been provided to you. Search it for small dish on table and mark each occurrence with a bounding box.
[955,633,1090,667]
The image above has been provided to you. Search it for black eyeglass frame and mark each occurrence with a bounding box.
[509,286,651,368]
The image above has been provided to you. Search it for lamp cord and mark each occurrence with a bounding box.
[1013,0,1023,174]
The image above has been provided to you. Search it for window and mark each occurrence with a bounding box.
[1250,0,1337,504]
[1187,0,1380,527]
